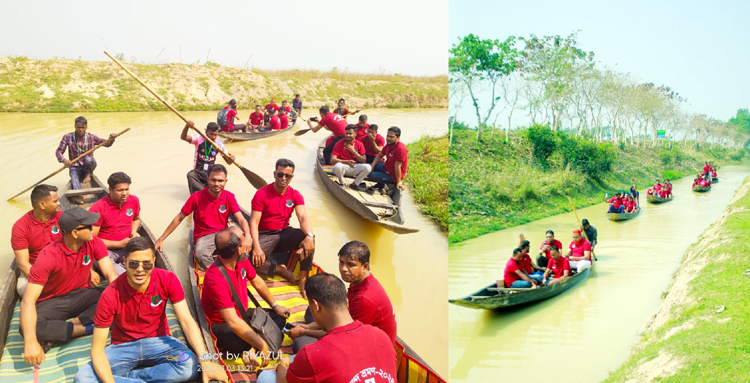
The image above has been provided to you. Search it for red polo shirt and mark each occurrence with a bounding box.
[201,258,257,324]
[90,195,140,241]
[250,112,264,126]
[548,256,571,279]
[287,321,396,383]
[268,116,281,131]
[251,184,304,231]
[360,134,385,157]
[265,103,279,113]
[518,253,534,274]
[381,141,408,182]
[540,239,563,259]
[347,274,397,345]
[11,210,64,264]
[503,258,523,288]
[319,113,347,145]
[28,237,108,302]
[332,139,366,162]
[355,123,369,141]
[279,114,289,130]
[181,189,240,243]
[94,268,184,344]
[569,239,592,262]
[608,197,622,209]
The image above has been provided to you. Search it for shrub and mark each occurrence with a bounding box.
[730,148,746,161]
[658,150,673,165]
[525,124,557,164]
[663,170,681,180]
[557,135,616,179]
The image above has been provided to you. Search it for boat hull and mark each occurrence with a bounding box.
[646,194,673,204]
[607,207,641,221]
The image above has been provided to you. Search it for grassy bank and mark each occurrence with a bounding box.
[0,57,447,113]
[449,127,748,243]
[602,176,750,382]
[406,134,448,231]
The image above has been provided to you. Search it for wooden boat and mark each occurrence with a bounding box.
[188,204,443,382]
[692,184,711,192]
[314,139,419,234]
[449,268,591,310]
[218,119,296,142]
[712,177,719,183]
[646,194,673,203]
[607,207,641,221]
[0,175,185,382]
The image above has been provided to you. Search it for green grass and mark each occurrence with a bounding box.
[603,176,750,382]
[406,134,449,231]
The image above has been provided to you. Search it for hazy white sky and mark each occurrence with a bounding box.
[0,0,447,76]
[450,0,750,127]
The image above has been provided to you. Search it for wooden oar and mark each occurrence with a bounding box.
[7,128,130,201]
[566,196,597,261]
[104,51,267,189]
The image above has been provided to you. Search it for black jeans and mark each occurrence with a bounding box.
[187,169,208,195]
[22,287,104,343]
[322,136,345,165]
[254,227,314,277]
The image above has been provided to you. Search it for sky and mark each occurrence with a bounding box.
[0,0,447,76]
[450,0,750,127]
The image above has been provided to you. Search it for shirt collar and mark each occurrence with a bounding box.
[348,274,373,293]
[122,270,156,297]
[327,320,363,335]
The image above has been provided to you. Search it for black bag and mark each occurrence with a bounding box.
[214,260,284,353]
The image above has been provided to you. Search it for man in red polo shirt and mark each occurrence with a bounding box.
[359,123,385,164]
[502,248,540,288]
[331,125,372,191]
[542,246,571,285]
[248,105,265,131]
[606,192,625,213]
[369,127,408,202]
[155,164,252,270]
[90,172,140,275]
[518,237,545,282]
[74,237,227,383]
[265,98,279,115]
[278,107,290,130]
[21,208,118,366]
[536,229,563,268]
[250,159,315,297]
[273,273,396,383]
[565,229,592,274]
[11,184,66,296]
[307,105,348,164]
[258,111,281,132]
[354,114,369,141]
[201,227,290,368]
[219,99,246,133]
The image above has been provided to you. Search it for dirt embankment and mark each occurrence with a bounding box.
[0,57,447,113]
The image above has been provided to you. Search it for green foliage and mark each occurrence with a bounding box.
[658,150,673,165]
[730,148,746,161]
[204,60,221,68]
[556,134,616,179]
[662,170,681,180]
[406,135,448,231]
[525,124,557,164]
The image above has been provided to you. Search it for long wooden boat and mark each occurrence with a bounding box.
[218,119,297,142]
[0,175,186,382]
[712,177,719,183]
[188,205,443,382]
[607,207,641,221]
[692,184,711,192]
[449,268,591,310]
[646,194,673,204]
[314,139,419,234]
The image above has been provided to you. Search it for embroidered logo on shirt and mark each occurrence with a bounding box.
[51,225,60,234]
[82,254,91,266]
[126,208,134,217]
[285,199,294,208]
[151,294,163,307]
[219,205,227,213]
[211,151,217,156]
[241,268,247,279]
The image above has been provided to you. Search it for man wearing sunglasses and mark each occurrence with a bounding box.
[21,208,118,366]
[155,164,252,270]
[249,159,315,299]
[74,237,228,383]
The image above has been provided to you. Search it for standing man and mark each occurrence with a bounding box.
[331,125,371,191]
[250,159,315,297]
[89,172,141,276]
[307,105,348,165]
[11,185,64,295]
[248,105,265,131]
[55,116,117,192]
[360,123,385,163]
[369,127,409,201]
[21,208,118,365]
[581,219,597,252]
[73,237,228,383]
[155,164,252,270]
[565,229,592,274]
[181,120,235,195]
[292,94,303,116]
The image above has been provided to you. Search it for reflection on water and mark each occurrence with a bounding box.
[449,165,749,382]
[0,108,448,377]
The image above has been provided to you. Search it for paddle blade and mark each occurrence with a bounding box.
[294,129,310,137]
[239,166,268,189]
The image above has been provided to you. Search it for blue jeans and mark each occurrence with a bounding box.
[529,271,544,282]
[509,280,532,288]
[256,355,296,383]
[607,205,625,213]
[74,336,198,383]
[69,156,97,190]
[367,163,396,184]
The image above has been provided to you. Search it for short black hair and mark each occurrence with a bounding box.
[215,228,241,259]
[338,98,345,103]
[295,93,300,97]
[275,158,295,171]
[282,100,288,104]
[549,245,559,252]
[125,236,155,257]
[305,273,347,310]
[359,114,367,122]
[30,184,58,206]
[338,241,369,264]
[369,124,379,131]
[345,124,357,132]
[388,126,401,138]
[228,99,237,107]
[319,105,330,114]
[208,164,227,178]
[107,172,132,189]
[582,219,589,225]
[255,104,261,108]
[74,116,87,125]
[206,122,220,132]
[512,248,523,256]
[520,240,530,250]
[546,230,555,236]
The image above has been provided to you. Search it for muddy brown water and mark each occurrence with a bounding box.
[0,108,448,377]
[448,165,749,382]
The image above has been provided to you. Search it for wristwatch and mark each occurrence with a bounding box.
[307,232,315,239]
[272,301,278,308]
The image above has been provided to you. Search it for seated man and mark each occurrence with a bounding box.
[11,184,66,296]
[502,248,540,288]
[21,208,118,365]
[359,123,385,164]
[517,238,545,282]
[258,110,281,132]
[536,230,563,269]
[273,273,396,383]
[542,246,571,285]
[565,229,592,274]
[155,164,252,270]
[55,116,117,192]
[581,219,597,252]
[74,237,227,383]
[250,159,315,296]
[89,172,140,275]
[354,114,369,142]
[248,105,265,131]
[306,105,348,165]
[201,227,290,367]
[368,126,408,203]
[181,120,235,195]
[278,107,290,130]
[606,192,625,213]
[331,125,372,191]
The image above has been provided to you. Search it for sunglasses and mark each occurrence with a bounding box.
[127,260,154,271]
[276,173,294,179]
[75,224,93,231]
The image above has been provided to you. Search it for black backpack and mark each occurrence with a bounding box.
[217,107,230,127]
